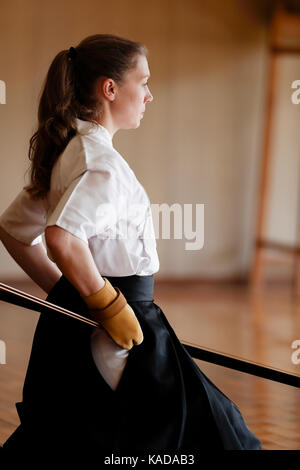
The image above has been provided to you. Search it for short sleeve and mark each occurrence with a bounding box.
[45,165,122,244]
[0,188,48,245]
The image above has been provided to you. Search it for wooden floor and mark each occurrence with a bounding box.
[1,277,300,450]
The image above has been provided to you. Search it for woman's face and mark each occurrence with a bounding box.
[109,54,153,130]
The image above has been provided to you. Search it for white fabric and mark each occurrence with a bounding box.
[0,118,159,276]
[0,189,47,246]
[0,118,159,389]
[90,328,129,391]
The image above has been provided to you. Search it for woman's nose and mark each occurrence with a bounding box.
[145,89,153,103]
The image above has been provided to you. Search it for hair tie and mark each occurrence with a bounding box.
[67,46,77,61]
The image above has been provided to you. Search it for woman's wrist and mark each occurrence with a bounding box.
[85,276,106,297]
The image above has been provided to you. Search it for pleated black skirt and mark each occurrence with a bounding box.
[3,274,261,455]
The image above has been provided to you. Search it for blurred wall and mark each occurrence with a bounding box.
[0,0,297,282]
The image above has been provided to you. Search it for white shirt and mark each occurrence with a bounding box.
[0,118,160,277]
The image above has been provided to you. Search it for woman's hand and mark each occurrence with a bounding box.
[82,278,144,350]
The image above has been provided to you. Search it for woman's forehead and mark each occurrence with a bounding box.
[134,55,150,77]
[121,55,150,83]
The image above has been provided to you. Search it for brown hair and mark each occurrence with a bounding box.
[24,34,148,200]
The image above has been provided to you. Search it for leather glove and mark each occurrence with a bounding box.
[81,278,143,350]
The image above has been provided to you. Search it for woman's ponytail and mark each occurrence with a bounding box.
[24,49,77,199]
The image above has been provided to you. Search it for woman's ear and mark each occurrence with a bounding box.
[96,77,116,102]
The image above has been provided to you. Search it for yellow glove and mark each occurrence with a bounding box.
[81,278,143,350]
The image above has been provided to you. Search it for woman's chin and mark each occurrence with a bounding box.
[122,119,142,130]
[133,120,141,128]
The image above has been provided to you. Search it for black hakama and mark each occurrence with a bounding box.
[3,274,261,454]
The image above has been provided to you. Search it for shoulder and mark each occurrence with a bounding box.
[55,130,137,195]
[53,134,114,186]
[78,134,136,191]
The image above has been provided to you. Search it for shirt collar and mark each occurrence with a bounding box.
[75,118,113,147]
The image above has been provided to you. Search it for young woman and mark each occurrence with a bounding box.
[0,34,261,455]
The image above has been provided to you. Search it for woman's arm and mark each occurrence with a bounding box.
[0,226,62,294]
[45,226,143,351]
[45,225,105,297]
